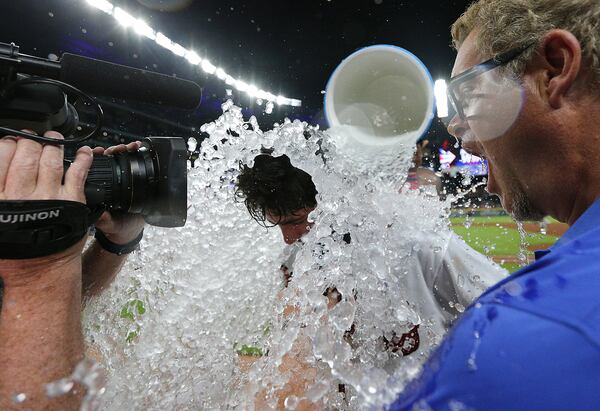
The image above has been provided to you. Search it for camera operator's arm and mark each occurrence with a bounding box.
[82,142,145,298]
[0,132,93,410]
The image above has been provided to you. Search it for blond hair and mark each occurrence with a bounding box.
[452,0,600,89]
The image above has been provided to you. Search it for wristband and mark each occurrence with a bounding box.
[94,228,144,256]
[0,200,92,259]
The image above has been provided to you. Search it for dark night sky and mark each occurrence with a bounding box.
[0,0,472,130]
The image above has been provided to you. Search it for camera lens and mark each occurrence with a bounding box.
[80,137,188,227]
[84,151,155,214]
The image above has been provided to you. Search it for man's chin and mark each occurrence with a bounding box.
[497,194,520,220]
[507,194,545,222]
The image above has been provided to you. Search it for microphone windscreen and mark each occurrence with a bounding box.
[60,53,202,110]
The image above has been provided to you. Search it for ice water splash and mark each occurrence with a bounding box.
[83,101,455,410]
[12,393,27,404]
[83,102,282,410]
[242,128,455,409]
[45,358,107,411]
[516,221,530,267]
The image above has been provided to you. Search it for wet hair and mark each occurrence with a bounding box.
[235,154,318,226]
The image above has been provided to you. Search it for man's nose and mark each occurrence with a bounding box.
[280,226,299,244]
[447,113,469,141]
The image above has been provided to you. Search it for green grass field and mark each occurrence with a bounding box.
[449,214,562,273]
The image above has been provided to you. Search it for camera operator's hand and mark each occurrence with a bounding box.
[91,141,145,244]
[0,131,92,203]
[82,141,145,299]
[0,131,93,279]
[0,131,92,411]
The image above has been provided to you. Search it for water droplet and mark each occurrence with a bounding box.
[412,399,434,411]
[12,393,26,404]
[46,378,74,398]
[329,301,355,331]
[187,137,198,152]
[449,399,470,411]
[221,99,234,112]
[284,395,299,410]
[265,101,274,114]
[463,216,472,229]
[306,381,329,402]
[504,281,523,296]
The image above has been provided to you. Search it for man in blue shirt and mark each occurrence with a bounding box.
[391,1,600,410]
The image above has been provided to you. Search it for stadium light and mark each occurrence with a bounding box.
[185,51,202,65]
[86,0,113,14]
[235,80,249,92]
[113,8,136,28]
[83,0,301,107]
[133,19,155,40]
[215,67,227,80]
[201,59,216,74]
[434,79,449,118]
[170,42,187,57]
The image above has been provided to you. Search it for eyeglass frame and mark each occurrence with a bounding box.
[447,42,536,122]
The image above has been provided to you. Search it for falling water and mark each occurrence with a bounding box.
[83,101,458,410]
[516,221,530,267]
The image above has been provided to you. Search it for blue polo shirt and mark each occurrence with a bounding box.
[390,198,600,411]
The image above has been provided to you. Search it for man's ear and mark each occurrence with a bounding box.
[538,30,583,108]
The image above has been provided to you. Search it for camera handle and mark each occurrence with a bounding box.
[0,76,104,145]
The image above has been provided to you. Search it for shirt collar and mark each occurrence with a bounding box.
[534,249,551,261]
[535,197,600,260]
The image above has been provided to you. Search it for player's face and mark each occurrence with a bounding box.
[266,207,315,245]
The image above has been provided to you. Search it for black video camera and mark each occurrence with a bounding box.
[0,42,203,228]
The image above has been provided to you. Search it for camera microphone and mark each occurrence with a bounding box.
[0,42,202,110]
[59,53,202,110]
